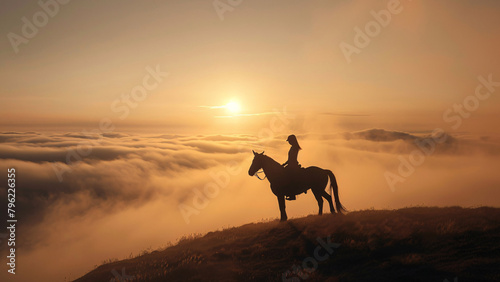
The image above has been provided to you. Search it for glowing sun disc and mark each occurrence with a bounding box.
[225,101,241,114]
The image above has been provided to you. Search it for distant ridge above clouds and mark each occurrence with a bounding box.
[345,128,455,144]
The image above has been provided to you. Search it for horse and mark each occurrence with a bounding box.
[248,150,347,221]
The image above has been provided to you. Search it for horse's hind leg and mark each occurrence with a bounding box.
[321,190,335,214]
[313,191,324,215]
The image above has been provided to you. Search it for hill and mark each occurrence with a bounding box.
[75,207,500,282]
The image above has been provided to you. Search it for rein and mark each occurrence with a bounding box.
[254,169,267,181]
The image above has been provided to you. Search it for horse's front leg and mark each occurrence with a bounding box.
[277,195,287,221]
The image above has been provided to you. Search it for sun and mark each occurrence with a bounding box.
[225,101,241,114]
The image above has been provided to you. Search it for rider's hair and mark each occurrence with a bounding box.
[287,135,302,150]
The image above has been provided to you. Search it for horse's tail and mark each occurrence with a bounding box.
[327,170,347,214]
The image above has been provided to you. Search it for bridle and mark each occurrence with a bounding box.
[254,169,267,181]
[252,153,267,180]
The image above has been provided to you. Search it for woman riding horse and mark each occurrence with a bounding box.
[282,134,302,200]
[248,150,347,221]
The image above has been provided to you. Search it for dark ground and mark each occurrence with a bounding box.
[75,207,500,282]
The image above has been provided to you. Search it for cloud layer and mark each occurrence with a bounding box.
[0,129,499,281]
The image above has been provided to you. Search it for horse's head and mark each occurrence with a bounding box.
[248,150,265,176]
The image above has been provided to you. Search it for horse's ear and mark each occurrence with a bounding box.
[261,151,265,155]
[252,150,256,155]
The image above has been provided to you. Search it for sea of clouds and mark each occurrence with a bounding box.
[0,129,499,281]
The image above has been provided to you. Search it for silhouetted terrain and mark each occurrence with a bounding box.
[75,207,500,282]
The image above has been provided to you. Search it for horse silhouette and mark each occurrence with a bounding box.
[248,150,346,221]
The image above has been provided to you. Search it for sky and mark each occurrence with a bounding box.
[1,0,500,281]
[1,0,499,133]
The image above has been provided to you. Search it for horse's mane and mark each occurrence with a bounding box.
[261,154,282,168]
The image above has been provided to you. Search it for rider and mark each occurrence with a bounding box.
[282,134,302,200]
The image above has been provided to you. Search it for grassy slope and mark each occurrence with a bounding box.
[75,207,500,282]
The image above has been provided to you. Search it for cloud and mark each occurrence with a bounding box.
[0,132,253,227]
[0,129,496,228]
[0,129,499,282]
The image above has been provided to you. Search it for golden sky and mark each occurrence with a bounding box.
[1,0,499,135]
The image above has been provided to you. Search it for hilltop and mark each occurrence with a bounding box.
[75,207,500,282]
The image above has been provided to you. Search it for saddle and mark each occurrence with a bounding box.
[284,165,307,200]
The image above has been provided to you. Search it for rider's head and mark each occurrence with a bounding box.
[286,134,301,149]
